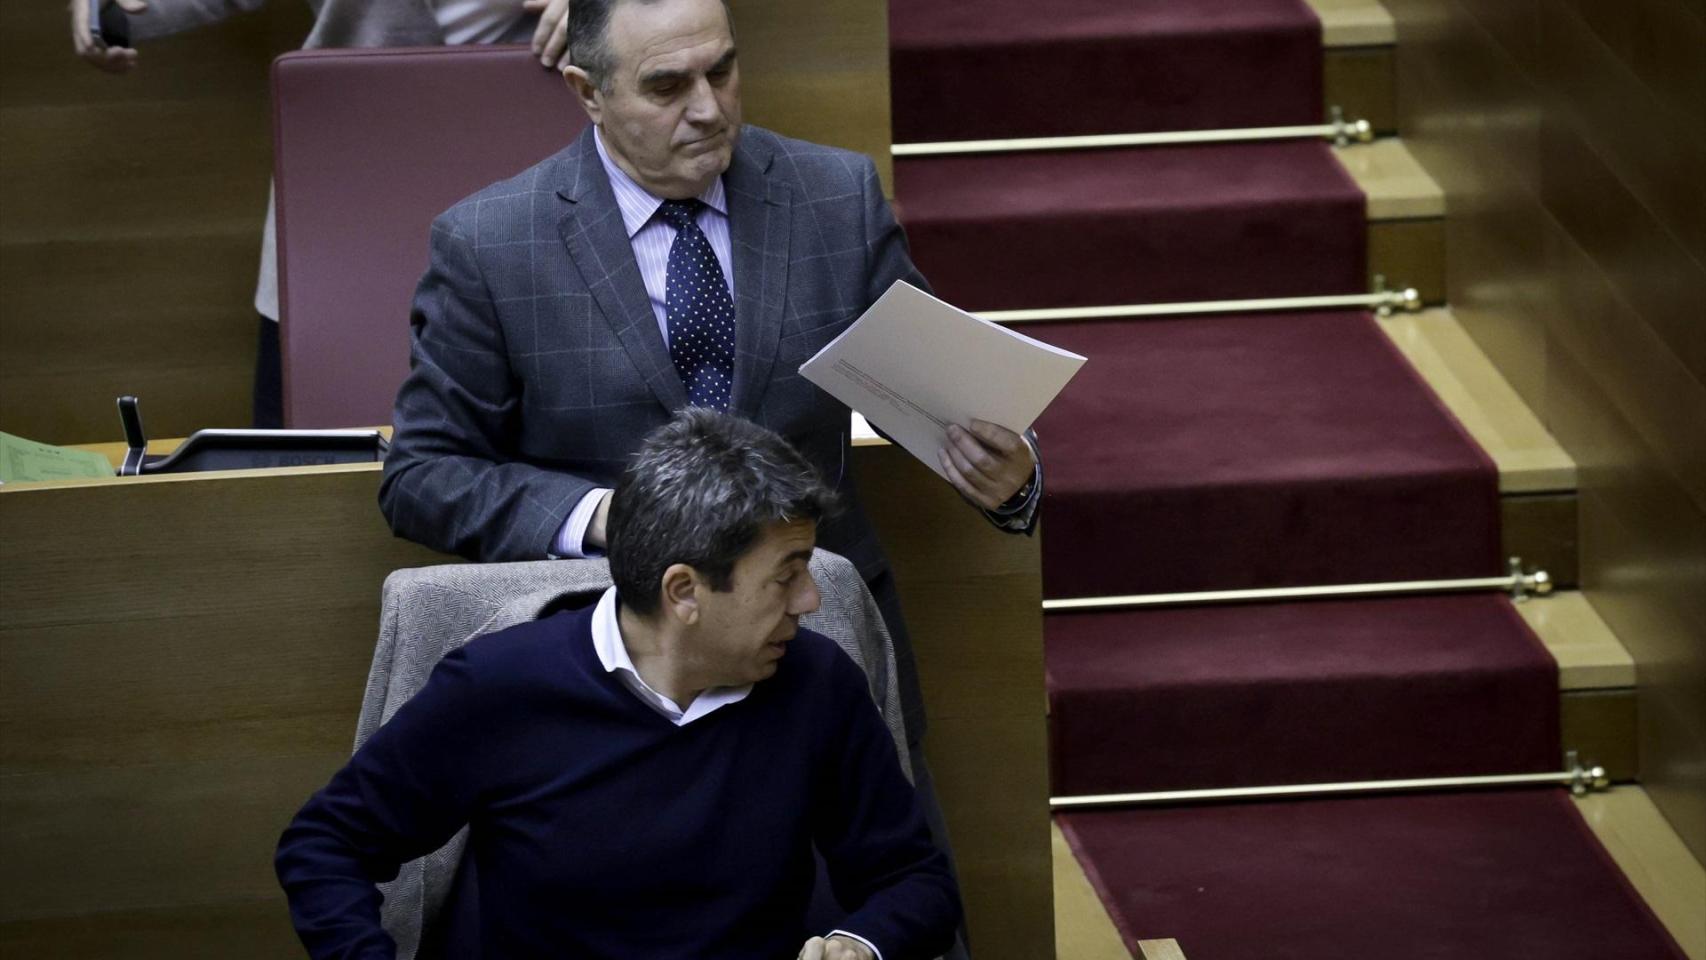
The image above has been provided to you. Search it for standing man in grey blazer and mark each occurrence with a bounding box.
[70,0,576,427]
[381,0,1041,741]
[381,0,1041,952]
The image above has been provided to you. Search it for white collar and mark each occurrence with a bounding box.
[590,587,751,726]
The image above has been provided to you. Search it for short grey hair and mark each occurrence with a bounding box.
[568,0,734,92]
[607,408,837,616]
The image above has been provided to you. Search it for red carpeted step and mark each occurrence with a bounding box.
[894,141,1365,312]
[1046,594,1559,797]
[890,0,1323,143]
[1058,789,1688,959]
[1029,311,1500,599]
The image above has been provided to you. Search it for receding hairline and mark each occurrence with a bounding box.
[599,0,735,75]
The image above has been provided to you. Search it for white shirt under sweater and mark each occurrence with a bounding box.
[588,587,886,960]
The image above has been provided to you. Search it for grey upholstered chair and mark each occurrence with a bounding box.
[359,550,908,958]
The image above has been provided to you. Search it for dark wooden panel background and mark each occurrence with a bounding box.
[1384,0,1706,861]
[0,0,894,447]
[0,3,313,446]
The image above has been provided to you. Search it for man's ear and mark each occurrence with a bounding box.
[660,563,700,625]
[563,66,603,124]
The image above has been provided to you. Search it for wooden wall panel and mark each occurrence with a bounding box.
[1545,1,1706,272]
[735,0,894,190]
[1561,689,1639,783]
[1539,59,1705,388]
[1501,493,1579,588]
[1323,47,1397,133]
[853,446,1054,959]
[1388,0,1706,863]
[0,4,312,446]
[1,899,302,959]
[1368,218,1445,304]
[0,467,445,950]
[1382,0,1553,416]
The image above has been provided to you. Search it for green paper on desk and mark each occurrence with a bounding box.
[0,432,116,484]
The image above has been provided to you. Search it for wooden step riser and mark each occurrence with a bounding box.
[1564,688,1638,782]
[1370,218,1445,305]
[1326,46,1397,135]
[1503,492,1578,589]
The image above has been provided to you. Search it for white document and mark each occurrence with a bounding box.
[800,281,1087,481]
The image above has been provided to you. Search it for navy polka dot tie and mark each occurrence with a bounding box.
[660,199,736,411]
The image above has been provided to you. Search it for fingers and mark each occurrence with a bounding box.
[81,43,140,73]
[940,422,1032,508]
[824,937,874,959]
[798,935,871,960]
[943,426,1001,496]
[967,418,1026,457]
[527,0,552,54]
[72,0,140,72]
[70,0,96,56]
[531,0,571,67]
[541,5,570,69]
[70,0,92,54]
[938,446,1003,511]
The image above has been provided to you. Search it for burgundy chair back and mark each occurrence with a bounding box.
[273,46,589,428]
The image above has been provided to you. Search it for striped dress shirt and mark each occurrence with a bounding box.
[552,129,736,558]
[595,127,735,342]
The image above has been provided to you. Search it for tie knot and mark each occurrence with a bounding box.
[659,198,701,230]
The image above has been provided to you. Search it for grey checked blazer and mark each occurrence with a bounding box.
[360,549,908,959]
[380,125,928,586]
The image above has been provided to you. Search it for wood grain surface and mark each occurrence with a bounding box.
[1387,0,1706,863]
[854,445,1054,958]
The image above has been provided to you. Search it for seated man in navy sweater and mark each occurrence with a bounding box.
[276,408,960,960]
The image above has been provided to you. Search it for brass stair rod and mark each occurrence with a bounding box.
[979,286,1422,325]
[894,107,1374,157]
[1052,753,1610,811]
[1045,559,1553,613]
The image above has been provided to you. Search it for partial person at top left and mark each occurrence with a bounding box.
[65,0,576,429]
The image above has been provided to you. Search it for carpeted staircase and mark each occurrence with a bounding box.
[888,0,1691,956]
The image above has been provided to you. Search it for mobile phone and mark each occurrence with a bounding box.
[88,0,132,49]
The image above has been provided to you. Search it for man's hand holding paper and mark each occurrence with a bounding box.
[941,420,1034,511]
[799,280,1084,518]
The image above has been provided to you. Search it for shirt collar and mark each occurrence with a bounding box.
[591,586,643,677]
[591,587,751,724]
[593,127,729,239]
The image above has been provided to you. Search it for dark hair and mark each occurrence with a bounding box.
[608,408,837,616]
[569,0,734,92]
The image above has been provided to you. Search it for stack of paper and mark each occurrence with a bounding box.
[800,281,1086,480]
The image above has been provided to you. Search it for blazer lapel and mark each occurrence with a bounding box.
[554,131,688,413]
[724,133,791,418]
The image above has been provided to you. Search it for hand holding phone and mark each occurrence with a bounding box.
[71,0,146,74]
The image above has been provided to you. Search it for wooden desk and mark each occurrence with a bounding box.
[0,443,1049,957]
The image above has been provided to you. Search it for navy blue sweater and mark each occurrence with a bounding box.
[275,606,959,959]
